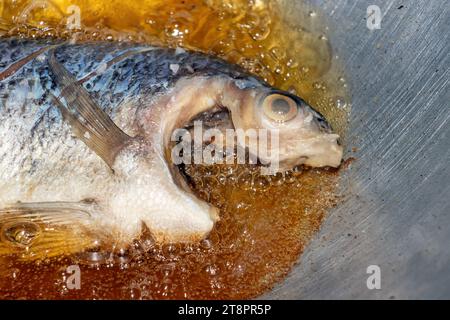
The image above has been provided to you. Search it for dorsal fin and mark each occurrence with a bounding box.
[48,49,132,168]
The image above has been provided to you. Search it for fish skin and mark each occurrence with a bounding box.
[0,38,266,195]
[0,38,263,122]
[0,39,265,170]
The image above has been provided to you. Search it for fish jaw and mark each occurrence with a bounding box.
[268,133,343,171]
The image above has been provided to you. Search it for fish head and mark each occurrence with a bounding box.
[222,82,344,172]
[157,75,343,173]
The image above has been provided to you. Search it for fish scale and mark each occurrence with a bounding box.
[0,39,262,177]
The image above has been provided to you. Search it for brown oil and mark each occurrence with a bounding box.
[0,0,350,299]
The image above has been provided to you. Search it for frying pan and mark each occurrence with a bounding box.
[265,0,450,299]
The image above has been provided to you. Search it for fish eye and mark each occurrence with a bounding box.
[262,93,298,123]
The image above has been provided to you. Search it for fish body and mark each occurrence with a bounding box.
[0,38,343,259]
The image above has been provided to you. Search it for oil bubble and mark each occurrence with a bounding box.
[1,222,40,247]
[334,96,347,109]
[249,26,270,41]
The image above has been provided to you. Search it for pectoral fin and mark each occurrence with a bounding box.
[48,50,132,168]
[0,202,106,261]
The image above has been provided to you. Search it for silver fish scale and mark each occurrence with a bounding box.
[1,38,266,126]
[0,38,267,183]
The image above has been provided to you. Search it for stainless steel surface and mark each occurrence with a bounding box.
[265,0,450,299]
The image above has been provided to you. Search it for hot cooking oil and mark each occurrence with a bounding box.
[0,0,350,299]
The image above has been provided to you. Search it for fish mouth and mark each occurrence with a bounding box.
[183,106,234,133]
[170,107,235,186]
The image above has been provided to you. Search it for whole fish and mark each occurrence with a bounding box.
[0,38,342,260]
